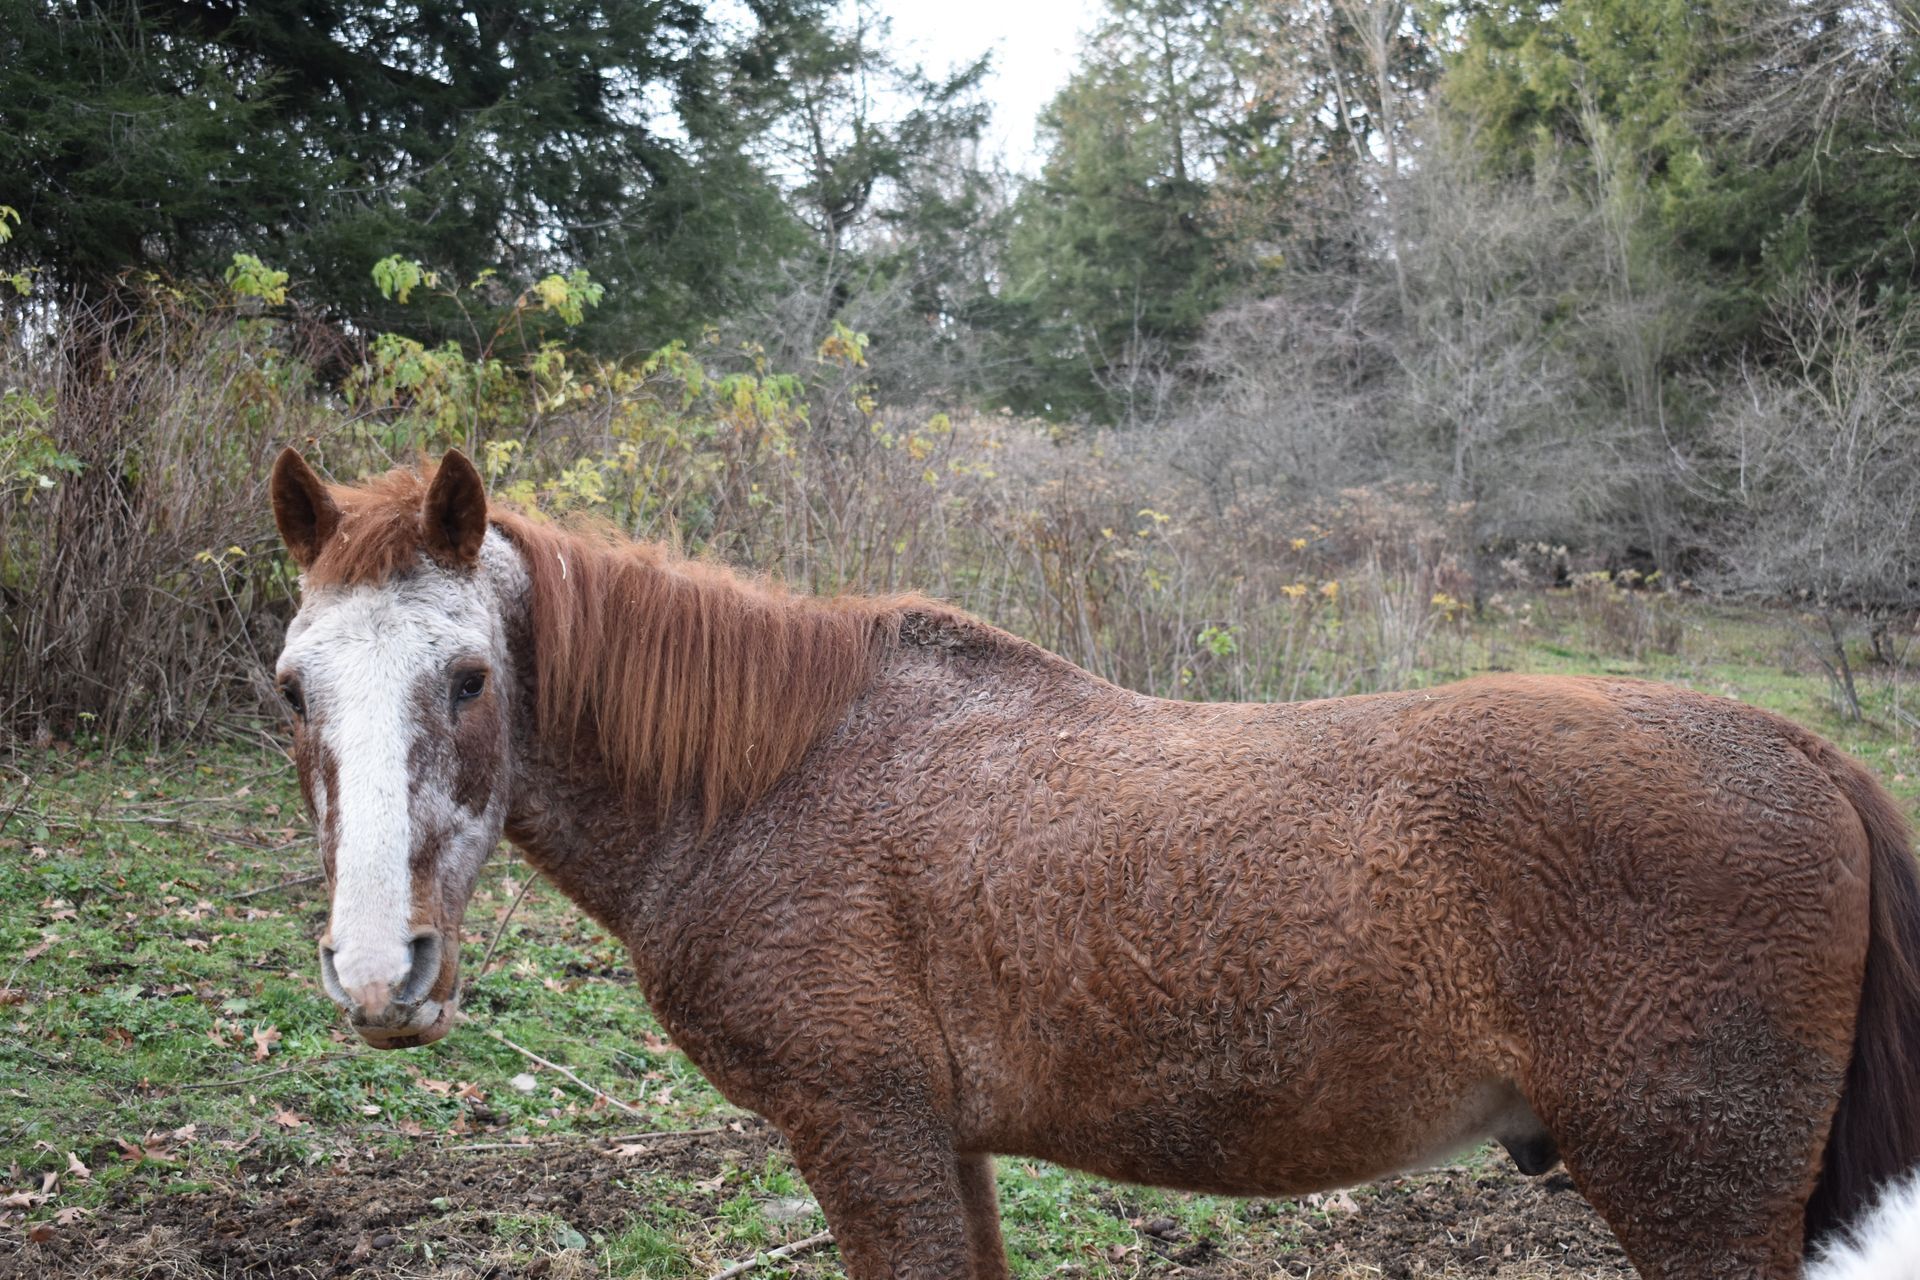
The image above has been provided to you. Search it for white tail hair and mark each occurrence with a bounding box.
[1807,1169,1920,1280]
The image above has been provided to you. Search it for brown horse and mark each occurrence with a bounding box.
[268,449,1920,1280]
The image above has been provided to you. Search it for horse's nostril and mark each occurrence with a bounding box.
[396,933,442,1008]
[318,943,348,1008]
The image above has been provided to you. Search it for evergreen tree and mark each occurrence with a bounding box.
[1440,0,1920,343]
[0,0,822,347]
[994,0,1436,420]
[736,1,1001,399]
[998,0,1240,421]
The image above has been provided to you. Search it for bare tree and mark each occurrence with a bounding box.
[1702,0,1920,157]
[1715,282,1920,608]
[1709,282,1920,714]
[1169,286,1397,513]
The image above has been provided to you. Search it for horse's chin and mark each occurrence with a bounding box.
[354,998,455,1050]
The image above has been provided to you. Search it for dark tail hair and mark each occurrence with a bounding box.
[1805,748,1920,1247]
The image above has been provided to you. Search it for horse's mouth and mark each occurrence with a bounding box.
[353,998,455,1050]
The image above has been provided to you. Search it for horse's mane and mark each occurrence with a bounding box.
[496,511,917,825]
[301,463,921,826]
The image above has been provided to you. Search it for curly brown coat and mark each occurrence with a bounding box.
[272,450,1920,1280]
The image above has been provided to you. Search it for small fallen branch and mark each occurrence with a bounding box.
[177,1053,349,1091]
[227,871,323,901]
[604,1126,727,1144]
[442,1125,729,1153]
[476,870,540,975]
[708,1230,835,1280]
[481,1028,645,1118]
[448,1141,541,1151]
[36,813,293,852]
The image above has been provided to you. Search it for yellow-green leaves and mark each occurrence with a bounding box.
[224,254,288,305]
[3,208,33,295]
[530,270,605,326]
[816,323,868,368]
[371,256,434,304]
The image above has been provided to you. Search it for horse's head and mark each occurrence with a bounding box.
[270,448,517,1048]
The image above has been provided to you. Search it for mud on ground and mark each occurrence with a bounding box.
[12,1118,1630,1280]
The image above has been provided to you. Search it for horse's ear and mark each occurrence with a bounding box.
[423,449,488,569]
[271,447,340,570]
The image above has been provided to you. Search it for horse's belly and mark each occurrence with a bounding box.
[1006,1104,1396,1197]
[968,1055,1531,1198]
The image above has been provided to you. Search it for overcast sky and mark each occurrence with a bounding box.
[878,0,1104,174]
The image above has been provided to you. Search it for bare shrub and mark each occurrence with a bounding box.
[1314,486,1476,687]
[1169,132,1678,570]
[1711,282,1920,613]
[1,282,1509,748]
[0,291,327,744]
[1702,282,1920,716]
[1568,572,1685,661]
[1169,289,1398,512]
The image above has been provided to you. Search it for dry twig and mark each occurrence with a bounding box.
[481,1028,646,1118]
[226,871,323,901]
[443,1125,728,1153]
[476,868,540,975]
[605,1126,728,1143]
[708,1230,836,1280]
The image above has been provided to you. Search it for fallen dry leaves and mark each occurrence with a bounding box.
[250,1025,282,1061]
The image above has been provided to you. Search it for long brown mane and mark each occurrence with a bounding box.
[495,511,913,825]
[300,462,915,825]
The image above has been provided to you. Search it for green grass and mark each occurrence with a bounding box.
[2,591,1915,1275]
[0,745,742,1220]
[604,1215,695,1278]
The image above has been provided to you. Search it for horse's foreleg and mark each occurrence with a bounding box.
[783,1105,974,1280]
[957,1153,1010,1280]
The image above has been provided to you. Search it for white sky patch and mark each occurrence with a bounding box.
[877,0,1102,175]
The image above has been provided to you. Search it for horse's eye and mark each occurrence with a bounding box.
[455,671,486,704]
[280,682,306,718]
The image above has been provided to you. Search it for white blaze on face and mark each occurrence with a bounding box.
[278,565,502,1004]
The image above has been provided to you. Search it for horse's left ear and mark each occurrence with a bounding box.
[271,447,341,569]
[423,449,489,569]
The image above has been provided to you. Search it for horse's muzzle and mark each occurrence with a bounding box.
[352,996,454,1049]
[319,932,456,1048]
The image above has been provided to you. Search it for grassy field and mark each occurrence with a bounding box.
[2,592,1915,1279]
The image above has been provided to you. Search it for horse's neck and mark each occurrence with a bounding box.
[500,733,668,946]
[495,595,1071,953]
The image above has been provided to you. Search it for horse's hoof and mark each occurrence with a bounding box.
[1498,1133,1561,1176]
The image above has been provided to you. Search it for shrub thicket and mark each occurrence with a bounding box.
[2,265,1507,745]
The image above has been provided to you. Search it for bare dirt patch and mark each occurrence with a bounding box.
[10,1119,1628,1280]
